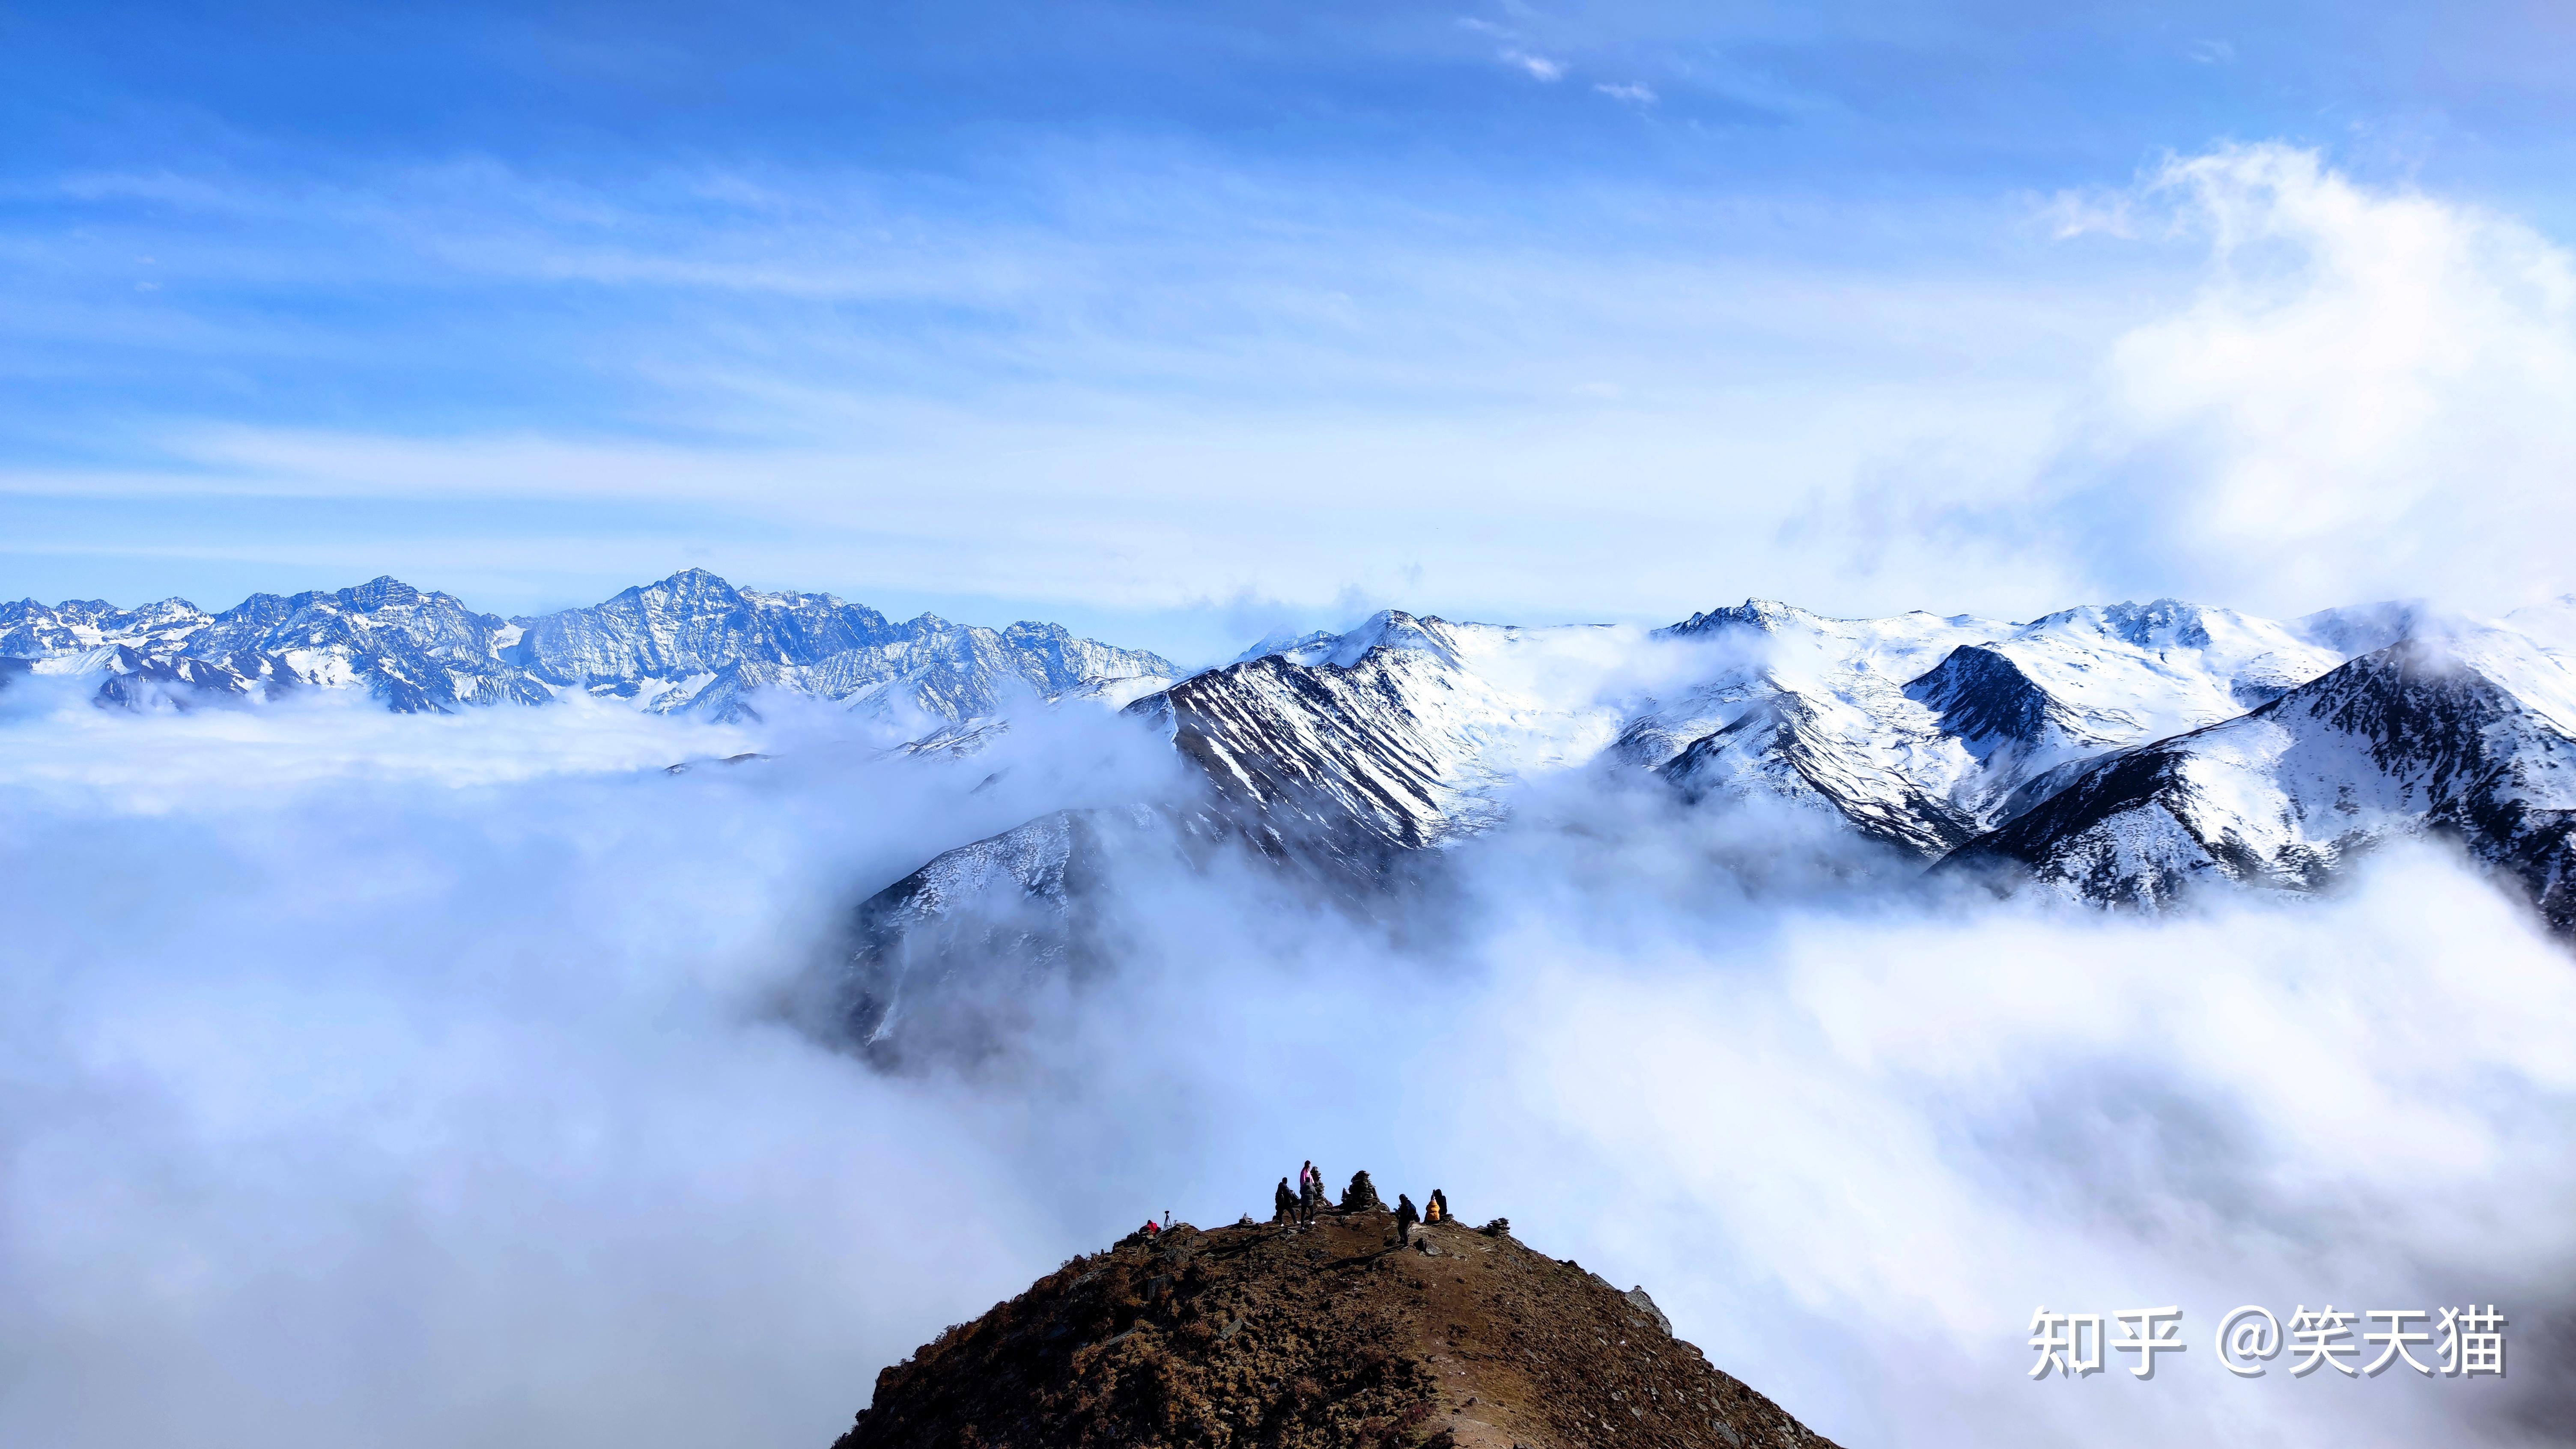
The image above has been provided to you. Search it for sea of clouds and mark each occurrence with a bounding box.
[1,672,2570,1448]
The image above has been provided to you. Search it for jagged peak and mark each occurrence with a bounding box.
[1661,597,1813,637]
[624,566,742,601]
[338,575,429,611]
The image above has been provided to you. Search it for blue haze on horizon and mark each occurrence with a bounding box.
[3,1,2573,662]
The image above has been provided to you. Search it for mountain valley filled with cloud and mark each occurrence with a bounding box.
[7,5,2576,1445]
[5,572,2575,1447]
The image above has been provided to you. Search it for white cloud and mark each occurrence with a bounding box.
[17,143,2572,633]
[6,699,2573,1448]
[1504,49,1563,82]
[2056,143,2576,614]
[1594,80,1657,104]
[3,673,2573,1449]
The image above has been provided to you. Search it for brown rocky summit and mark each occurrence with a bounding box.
[834,1207,1841,1449]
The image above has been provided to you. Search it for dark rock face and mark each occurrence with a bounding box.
[1656,694,1981,859]
[1903,644,2064,747]
[826,618,1496,1063]
[1126,619,1472,873]
[832,1210,1839,1449]
[1938,635,2576,931]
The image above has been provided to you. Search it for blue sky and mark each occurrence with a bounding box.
[4,1,2573,659]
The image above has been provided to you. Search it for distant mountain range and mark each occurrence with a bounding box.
[10,571,2572,1054]
[0,568,1178,722]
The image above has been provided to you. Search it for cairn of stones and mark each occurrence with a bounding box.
[1340,1170,1384,1213]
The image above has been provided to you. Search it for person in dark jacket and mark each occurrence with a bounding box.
[1392,1193,1419,1247]
[1427,1188,1449,1224]
[1274,1177,1297,1224]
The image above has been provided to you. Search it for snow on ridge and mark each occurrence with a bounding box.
[1,569,1181,724]
[1162,593,2543,870]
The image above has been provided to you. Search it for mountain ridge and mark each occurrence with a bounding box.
[0,568,1180,724]
[823,590,2576,1056]
[15,569,2574,992]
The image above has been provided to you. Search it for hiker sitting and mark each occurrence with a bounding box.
[1392,1193,1419,1246]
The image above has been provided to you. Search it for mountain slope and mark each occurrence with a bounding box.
[821,595,2460,1058]
[1126,612,1630,873]
[1633,597,2366,855]
[1939,628,2576,927]
[834,1204,1836,1449]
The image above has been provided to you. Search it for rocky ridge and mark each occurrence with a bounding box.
[833,1204,1837,1449]
[829,593,2576,1055]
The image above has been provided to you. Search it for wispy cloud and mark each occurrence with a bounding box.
[1594,80,1656,105]
[2034,185,2136,239]
[1504,49,1563,82]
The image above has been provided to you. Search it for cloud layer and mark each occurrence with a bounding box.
[2,694,2568,1447]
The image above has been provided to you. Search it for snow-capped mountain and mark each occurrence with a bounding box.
[1941,621,2576,930]
[18,566,2575,1049]
[510,568,1173,721]
[1130,611,1636,869]
[0,569,1178,723]
[1629,598,2394,856]
[3,577,543,712]
[831,593,2576,1054]
[1123,595,2395,871]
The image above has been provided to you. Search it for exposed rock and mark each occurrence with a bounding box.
[1938,628,2576,930]
[1340,1170,1385,1213]
[832,1209,1838,1449]
[1625,1287,1674,1338]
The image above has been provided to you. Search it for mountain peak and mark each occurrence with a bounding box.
[832,1199,1836,1449]
[641,566,739,595]
[341,576,426,611]
[1663,598,1810,637]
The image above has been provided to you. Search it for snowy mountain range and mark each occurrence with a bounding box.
[835,593,2576,1057]
[11,568,2571,1051]
[0,569,1178,723]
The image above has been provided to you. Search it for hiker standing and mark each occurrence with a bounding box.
[1299,1161,1319,1225]
[1427,1188,1448,1224]
[1392,1193,1419,1247]
[1274,1177,1297,1224]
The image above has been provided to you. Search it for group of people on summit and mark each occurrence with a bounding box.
[1273,1161,1450,1246]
